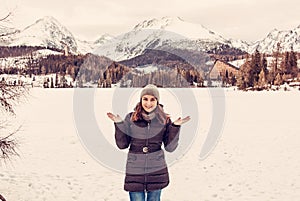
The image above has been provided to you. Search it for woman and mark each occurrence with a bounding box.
[107,84,190,201]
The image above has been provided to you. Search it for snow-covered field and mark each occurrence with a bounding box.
[1,88,300,201]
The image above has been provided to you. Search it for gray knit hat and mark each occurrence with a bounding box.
[140,84,160,102]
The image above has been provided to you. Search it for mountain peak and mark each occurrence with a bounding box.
[94,33,114,45]
[131,16,226,42]
[11,16,78,53]
[270,28,279,32]
[38,16,59,22]
[249,25,300,53]
[266,28,280,39]
[132,16,189,31]
[133,16,176,30]
[27,16,61,29]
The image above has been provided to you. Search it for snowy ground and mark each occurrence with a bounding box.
[1,88,300,201]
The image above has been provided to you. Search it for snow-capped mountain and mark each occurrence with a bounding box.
[0,26,19,45]
[2,15,300,59]
[9,16,78,53]
[94,33,114,46]
[94,16,248,61]
[76,34,114,54]
[228,38,250,53]
[249,25,300,54]
[75,39,94,54]
[133,16,227,42]
[0,16,115,55]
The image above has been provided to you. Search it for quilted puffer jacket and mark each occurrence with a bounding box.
[114,112,181,192]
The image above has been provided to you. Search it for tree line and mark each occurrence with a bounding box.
[1,48,206,87]
[1,44,299,89]
[0,46,63,58]
[234,44,299,90]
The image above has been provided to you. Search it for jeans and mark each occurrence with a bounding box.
[129,190,161,201]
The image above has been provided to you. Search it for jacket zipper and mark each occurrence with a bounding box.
[144,122,150,191]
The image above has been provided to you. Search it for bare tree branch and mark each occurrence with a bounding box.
[0,82,28,114]
[0,9,25,173]
[0,82,28,162]
[0,9,17,37]
[0,126,20,160]
[0,194,7,201]
[0,11,12,22]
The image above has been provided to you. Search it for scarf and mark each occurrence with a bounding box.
[141,108,157,122]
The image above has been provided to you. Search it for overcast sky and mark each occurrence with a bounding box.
[1,0,300,42]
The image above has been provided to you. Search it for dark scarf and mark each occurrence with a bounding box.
[141,107,157,122]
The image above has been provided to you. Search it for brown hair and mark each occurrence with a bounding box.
[131,102,170,124]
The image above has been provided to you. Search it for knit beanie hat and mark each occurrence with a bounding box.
[140,84,160,102]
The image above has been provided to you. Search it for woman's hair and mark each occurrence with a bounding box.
[131,102,170,124]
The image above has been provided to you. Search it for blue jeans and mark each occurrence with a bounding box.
[129,190,161,201]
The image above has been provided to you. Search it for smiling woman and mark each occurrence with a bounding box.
[107,84,190,201]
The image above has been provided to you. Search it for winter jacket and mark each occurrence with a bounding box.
[114,112,181,192]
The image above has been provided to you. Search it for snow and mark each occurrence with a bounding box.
[33,49,63,57]
[228,38,250,53]
[249,25,300,54]
[1,88,300,201]
[76,34,114,54]
[229,57,300,70]
[94,29,168,61]
[94,34,114,46]
[0,49,62,69]
[135,65,158,74]
[134,16,227,42]
[75,39,94,54]
[9,16,78,54]
[0,56,29,69]
[3,16,300,57]
[228,59,245,68]
[94,17,234,61]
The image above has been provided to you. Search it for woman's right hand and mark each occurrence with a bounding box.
[107,112,123,123]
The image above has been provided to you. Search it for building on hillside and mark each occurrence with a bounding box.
[208,59,239,87]
[60,41,69,56]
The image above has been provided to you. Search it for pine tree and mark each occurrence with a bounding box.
[229,72,237,86]
[55,73,59,87]
[50,77,54,88]
[221,70,230,86]
[237,59,254,89]
[250,49,262,86]
[236,73,246,90]
[258,68,267,88]
[289,46,298,78]
[274,73,283,86]
[280,52,291,75]
[268,43,281,86]
[41,65,46,75]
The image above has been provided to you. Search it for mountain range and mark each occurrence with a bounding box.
[1,16,300,60]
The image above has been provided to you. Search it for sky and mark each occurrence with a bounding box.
[1,0,300,42]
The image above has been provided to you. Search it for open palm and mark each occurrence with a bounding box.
[173,116,191,126]
[107,112,123,123]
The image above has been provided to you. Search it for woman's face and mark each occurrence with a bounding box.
[141,95,158,113]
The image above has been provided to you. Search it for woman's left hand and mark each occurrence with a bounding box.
[173,116,191,126]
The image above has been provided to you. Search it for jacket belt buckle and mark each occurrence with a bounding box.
[142,146,149,153]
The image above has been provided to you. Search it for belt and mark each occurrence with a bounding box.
[130,145,161,154]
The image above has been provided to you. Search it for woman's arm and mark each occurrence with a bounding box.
[163,119,181,152]
[163,116,190,152]
[107,113,131,149]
